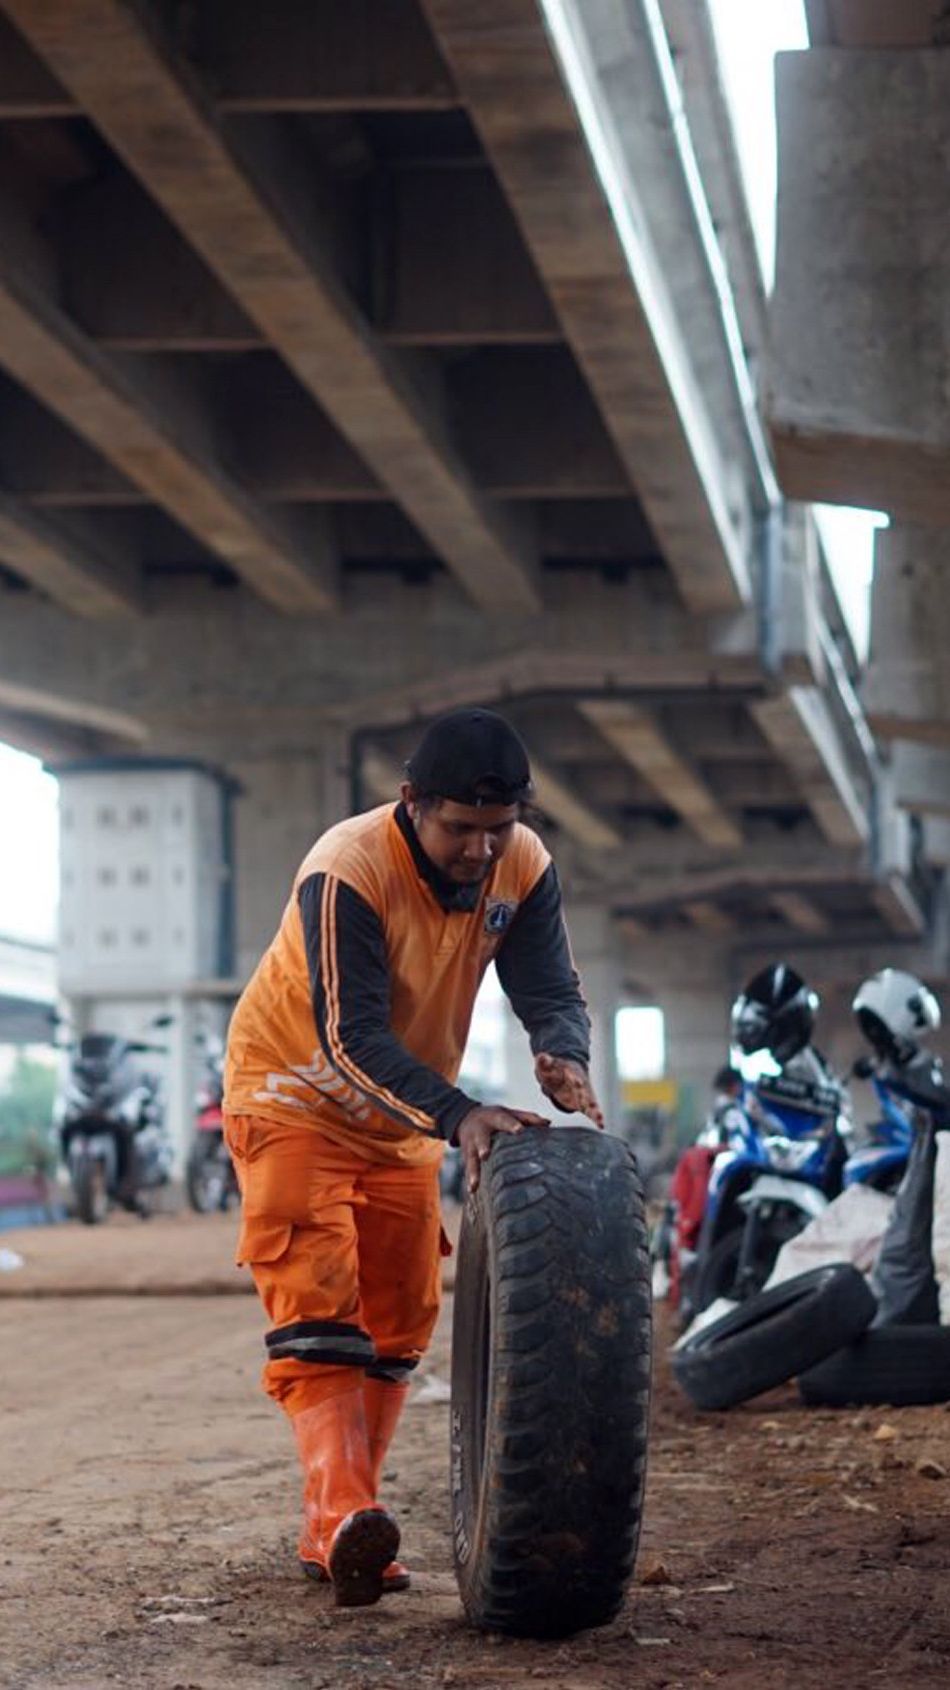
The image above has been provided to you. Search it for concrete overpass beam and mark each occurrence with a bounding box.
[871,876,926,940]
[0,495,143,618]
[422,0,755,613]
[0,214,338,614]
[612,835,862,913]
[752,689,870,848]
[923,818,950,869]
[863,527,950,745]
[5,0,540,614]
[0,574,768,763]
[194,0,459,115]
[0,0,460,118]
[769,892,830,937]
[578,696,742,848]
[60,165,560,356]
[0,676,145,747]
[892,744,950,817]
[527,751,624,853]
[770,49,950,517]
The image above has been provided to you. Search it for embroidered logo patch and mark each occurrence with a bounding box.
[485,898,517,936]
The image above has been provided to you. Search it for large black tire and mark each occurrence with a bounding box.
[799,1324,950,1407]
[672,1264,876,1412]
[450,1126,652,1639]
[689,1225,744,1315]
[74,1154,108,1225]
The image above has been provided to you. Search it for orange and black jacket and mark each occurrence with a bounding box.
[225,802,590,1163]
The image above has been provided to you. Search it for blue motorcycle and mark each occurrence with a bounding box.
[843,1067,913,1194]
[685,1067,849,1319]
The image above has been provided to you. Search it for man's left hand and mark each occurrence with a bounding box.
[534,1053,604,1129]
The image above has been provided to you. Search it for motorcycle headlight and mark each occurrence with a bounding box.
[762,1134,823,1172]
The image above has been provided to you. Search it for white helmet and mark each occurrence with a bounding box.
[852,969,941,1065]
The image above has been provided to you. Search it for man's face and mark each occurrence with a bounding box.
[404,789,519,884]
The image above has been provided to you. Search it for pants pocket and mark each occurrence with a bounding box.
[236,1213,293,1268]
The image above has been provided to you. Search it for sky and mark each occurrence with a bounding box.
[0,742,58,943]
[0,0,883,948]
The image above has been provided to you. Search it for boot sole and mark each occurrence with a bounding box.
[300,1557,411,1593]
[328,1508,400,1608]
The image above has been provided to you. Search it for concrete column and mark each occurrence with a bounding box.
[892,743,950,819]
[230,730,352,979]
[165,992,198,1175]
[661,983,732,1136]
[863,528,950,745]
[923,818,950,868]
[770,50,950,521]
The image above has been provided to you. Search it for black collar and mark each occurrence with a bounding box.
[394,801,482,914]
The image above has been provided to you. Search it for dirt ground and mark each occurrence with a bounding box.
[3,1213,950,1690]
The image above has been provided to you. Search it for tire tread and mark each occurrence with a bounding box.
[451,1127,651,1638]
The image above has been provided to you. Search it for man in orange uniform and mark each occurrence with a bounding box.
[224,708,602,1607]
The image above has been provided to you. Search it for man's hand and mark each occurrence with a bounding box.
[534,1053,605,1129]
[457,1105,550,1192]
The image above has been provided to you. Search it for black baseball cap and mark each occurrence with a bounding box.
[405,709,533,807]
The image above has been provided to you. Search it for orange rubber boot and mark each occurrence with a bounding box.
[292,1386,399,1607]
[363,1378,412,1592]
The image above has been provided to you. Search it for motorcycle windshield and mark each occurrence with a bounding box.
[752,1075,838,1140]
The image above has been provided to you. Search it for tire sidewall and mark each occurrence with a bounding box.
[450,1182,495,1615]
[450,1127,652,1636]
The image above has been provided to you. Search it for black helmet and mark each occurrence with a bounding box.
[731,964,819,1065]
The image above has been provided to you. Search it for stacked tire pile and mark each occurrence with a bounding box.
[674,1128,950,1411]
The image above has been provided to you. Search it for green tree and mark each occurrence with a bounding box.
[0,1052,57,1176]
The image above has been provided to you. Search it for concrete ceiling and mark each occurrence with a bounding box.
[0,0,930,961]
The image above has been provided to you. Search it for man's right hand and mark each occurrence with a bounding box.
[456,1105,550,1193]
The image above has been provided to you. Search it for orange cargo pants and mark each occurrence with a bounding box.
[224,1114,445,1418]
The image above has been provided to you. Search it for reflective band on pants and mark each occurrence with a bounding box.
[225,1113,443,1409]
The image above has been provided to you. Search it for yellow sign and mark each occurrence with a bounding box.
[621,1078,678,1110]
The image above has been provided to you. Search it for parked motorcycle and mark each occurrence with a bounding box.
[842,1062,914,1193]
[56,1016,173,1224]
[687,1067,849,1316]
[684,965,850,1321]
[185,1046,238,1213]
